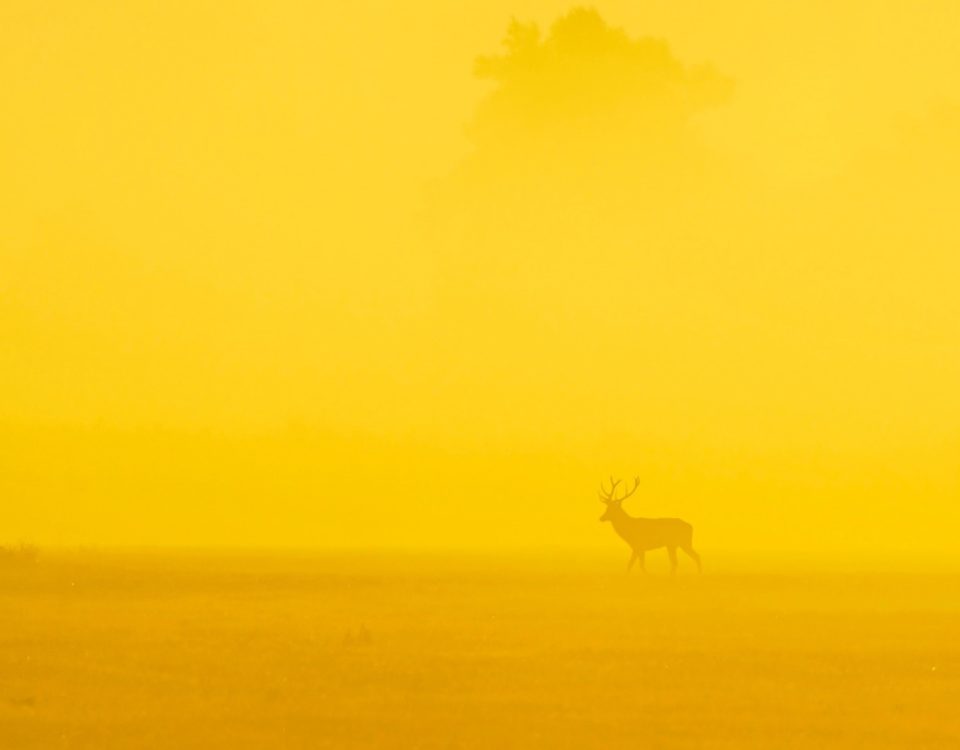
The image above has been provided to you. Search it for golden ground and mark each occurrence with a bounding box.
[2,552,958,749]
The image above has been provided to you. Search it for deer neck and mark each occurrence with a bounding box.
[609,508,637,539]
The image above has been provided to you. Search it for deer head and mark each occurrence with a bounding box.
[598,475,640,522]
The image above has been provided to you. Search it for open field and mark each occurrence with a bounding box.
[2,552,958,749]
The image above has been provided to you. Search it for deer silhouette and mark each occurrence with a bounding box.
[599,476,701,574]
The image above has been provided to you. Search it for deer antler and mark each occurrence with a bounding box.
[598,478,615,504]
[599,475,640,503]
[620,476,641,502]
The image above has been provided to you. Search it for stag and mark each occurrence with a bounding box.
[599,476,701,574]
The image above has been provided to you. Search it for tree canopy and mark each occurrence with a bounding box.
[469,8,732,157]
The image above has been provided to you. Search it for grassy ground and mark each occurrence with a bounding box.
[2,552,958,748]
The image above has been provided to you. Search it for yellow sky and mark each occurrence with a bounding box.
[2,2,959,557]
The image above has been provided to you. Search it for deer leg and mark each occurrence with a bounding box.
[637,550,646,572]
[667,546,678,575]
[626,551,637,574]
[681,545,702,573]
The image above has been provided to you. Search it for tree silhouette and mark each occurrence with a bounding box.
[468,7,732,162]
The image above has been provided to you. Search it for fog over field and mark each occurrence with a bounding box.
[4,1,960,558]
[3,2,960,747]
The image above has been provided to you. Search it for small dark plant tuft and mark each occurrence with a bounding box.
[0,543,40,566]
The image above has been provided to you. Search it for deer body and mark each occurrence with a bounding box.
[599,477,701,574]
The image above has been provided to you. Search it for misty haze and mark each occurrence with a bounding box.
[2,3,959,748]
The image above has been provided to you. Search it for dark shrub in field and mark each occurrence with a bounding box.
[0,543,39,566]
